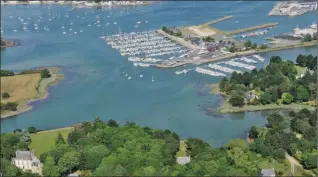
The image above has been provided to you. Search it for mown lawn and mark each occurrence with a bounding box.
[295,65,306,77]
[176,141,187,157]
[29,127,73,157]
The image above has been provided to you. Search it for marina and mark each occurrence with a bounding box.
[103,31,187,60]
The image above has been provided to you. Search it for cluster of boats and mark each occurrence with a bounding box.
[175,55,265,77]
[128,57,162,63]
[240,29,269,38]
[175,69,192,75]
[237,57,257,64]
[208,64,242,74]
[133,63,152,67]
[195,67,226,77]
[224,60,256,70]
[103,31,186,57]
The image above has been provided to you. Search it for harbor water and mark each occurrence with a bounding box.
[1,2,316,146]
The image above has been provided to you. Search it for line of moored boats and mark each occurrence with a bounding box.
[175,55,265,76]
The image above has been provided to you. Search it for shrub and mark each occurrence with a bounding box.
[27,126,37,134]
[40,69,51,78]
[2,92,10,99]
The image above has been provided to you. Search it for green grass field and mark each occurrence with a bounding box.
[29,127,73,157]
[176,141,187,157]
[295,65,306,77]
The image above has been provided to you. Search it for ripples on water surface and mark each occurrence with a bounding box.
[1,2,316,146]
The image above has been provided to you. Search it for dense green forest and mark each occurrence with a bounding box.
[219,55,317,107]
[2,113,316,176]
[249,108,317,173]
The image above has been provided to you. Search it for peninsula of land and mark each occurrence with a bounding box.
[1,39,15,48]
[1,67,63,119]
[211,55,317,113]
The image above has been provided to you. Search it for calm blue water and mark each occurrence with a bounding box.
[1,2,316,146]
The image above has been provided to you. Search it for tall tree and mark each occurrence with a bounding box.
[296,85,310,102]
[55,132,66,145]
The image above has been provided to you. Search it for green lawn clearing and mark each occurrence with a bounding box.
[176,141,187,157]
[29,127,73,157]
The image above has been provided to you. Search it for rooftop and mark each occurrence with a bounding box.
[261,168,275,177]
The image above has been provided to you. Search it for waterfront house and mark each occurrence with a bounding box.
[260,168,275,177]
[12,150,42,174]
[68,173,79,177]
[177,156,191,165]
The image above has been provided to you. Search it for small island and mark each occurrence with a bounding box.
[212,54,317,113]
[1,67,63,118]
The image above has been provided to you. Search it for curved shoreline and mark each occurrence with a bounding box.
[210,84,316,113]
[1,67,64,119]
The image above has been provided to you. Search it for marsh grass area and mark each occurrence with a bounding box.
[29,127,73,157]
[0,67,63,118]
[210,84,315,113]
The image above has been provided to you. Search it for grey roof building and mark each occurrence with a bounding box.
[12,150,42,173]
[260,168,276,177]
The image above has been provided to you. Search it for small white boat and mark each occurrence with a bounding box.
[140,74,143,78]
[128,76,132,80]
[152,76,154,82]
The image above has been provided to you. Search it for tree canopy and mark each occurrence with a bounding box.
[219,55,317,107]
